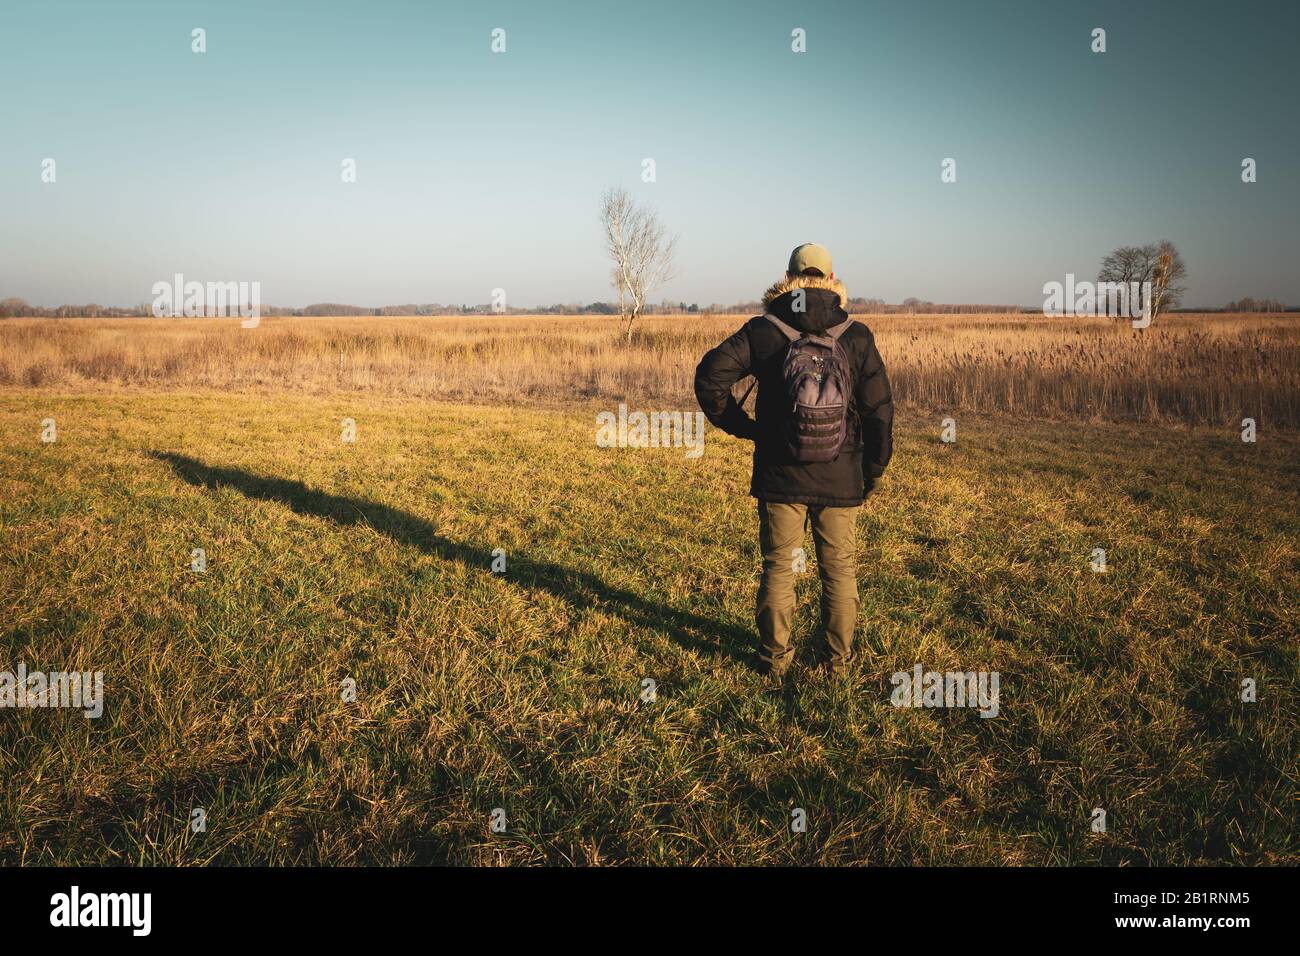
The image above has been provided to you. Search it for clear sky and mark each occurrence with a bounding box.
[1,0,1296,309]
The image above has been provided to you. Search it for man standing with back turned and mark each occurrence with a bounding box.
[694,243,893,680]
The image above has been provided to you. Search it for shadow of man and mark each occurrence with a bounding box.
[149,451,753,665]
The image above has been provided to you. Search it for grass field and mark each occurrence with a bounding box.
[2,372,1296,864]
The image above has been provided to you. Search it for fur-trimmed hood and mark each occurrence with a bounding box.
[762,273,849,309]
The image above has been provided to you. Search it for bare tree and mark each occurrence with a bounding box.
[1098,239,1186,323]
[600,187,677,343]
[1147,240,1186,321]
[1097,246,1145,290]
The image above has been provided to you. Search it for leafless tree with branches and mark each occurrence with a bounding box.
[1098,239,1187,324]
[600,187,677,343]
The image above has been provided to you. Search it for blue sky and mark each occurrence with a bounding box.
[1,0,1296,308]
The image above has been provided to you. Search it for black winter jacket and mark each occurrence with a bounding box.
[694,277,894,507]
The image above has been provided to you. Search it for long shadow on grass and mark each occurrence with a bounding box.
[150,451,754,666]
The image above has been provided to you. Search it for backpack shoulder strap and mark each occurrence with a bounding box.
[763,313,803,342]
[826,317,856,340]
[766,313,856,342]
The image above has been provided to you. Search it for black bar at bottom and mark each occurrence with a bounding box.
[2,865,1278,941]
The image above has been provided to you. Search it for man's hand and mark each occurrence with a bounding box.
[737,414,759,442]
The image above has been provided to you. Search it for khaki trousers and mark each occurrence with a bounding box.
[756,501,860,674]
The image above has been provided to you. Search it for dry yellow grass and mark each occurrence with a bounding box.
[1,312,1296,426]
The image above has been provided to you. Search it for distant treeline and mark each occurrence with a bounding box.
[0,295,1293,318]
[1223,297,1291,312]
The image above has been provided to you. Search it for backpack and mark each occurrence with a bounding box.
[763,312,855,462]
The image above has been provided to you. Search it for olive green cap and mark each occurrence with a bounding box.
[788,242,833,276]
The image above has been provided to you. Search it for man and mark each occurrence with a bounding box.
[694,243,894,679]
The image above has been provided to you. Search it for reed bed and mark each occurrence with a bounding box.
[1,312,1295,427]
